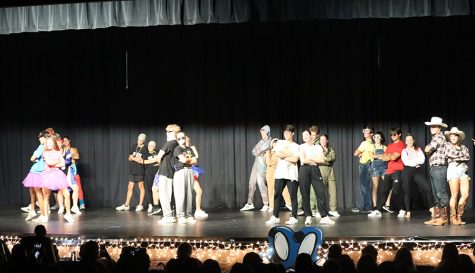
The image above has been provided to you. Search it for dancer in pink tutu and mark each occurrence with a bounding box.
[38,136,75,223]
[22,130,49,221]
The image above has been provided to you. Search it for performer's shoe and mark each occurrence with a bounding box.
[21,205,33,213]
[147,204,153,213]
[50,204,59,210]
[116,204,130,211]
[194,210,208,218]
[158,217,176,224]
[71,206,82,215]
[329,211,341,217]
[79,204,86,210]
[178,217,187,224]
[397,210,406,218]
[186,217,197,224]
[382,206,395,213]
[368,210,382,217]
[260,205,269,212]
[64,213,75,223]
[25,211,38,221]
[149,207,162,216]
[285,204,292,211]
[135,205,144,212]
[320,216,335,225]
[351,208,360,213]
[297,209,304,216]
[33,215,48,223]
[313,212,321,218]
[305,216,312,225]
[58,207,65,214]
[240,203,255,211]
[285,217,298,225]
[265,216,280,225]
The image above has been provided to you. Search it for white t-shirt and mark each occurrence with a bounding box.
[299,143,323,165]
[274,140,300,181]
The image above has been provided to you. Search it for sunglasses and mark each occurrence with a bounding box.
[391,134,398,136]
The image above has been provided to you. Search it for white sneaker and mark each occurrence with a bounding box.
[58,207,65,214]
[194,210,208,218]
[329,211,341,217]
[314,212,321,218]
[397,210,406,218]
[265,216,280,225]
[116,204,130,211]
[285,204,292,211]
[320,216,335,225]
[368,210,382,218]
[25,211,38,221]
[240,203,255,211]
[305,216,312,225]
[64,213,75,223]
[147,204,153,213]
[186,217,197,224]
[50,204,59,210]
[21,205,33,213]
[71,206,82,215]
[178,217,187,224]
[33,215,48,223]
[285,217,298,225]
[158,216,176,224]
[260,205,269,212]
[79,204,86,210]
[297,209,304,216]
[135,205,144,212]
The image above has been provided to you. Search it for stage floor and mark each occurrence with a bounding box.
[1,207,474,241]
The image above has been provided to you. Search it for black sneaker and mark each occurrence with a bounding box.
[382,206,395,213]
[359,208,372,214]
[148,207,162,216]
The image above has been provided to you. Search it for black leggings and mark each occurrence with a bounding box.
[376,171,402,211]
[273,179,298,218]
[402,166,434,211]
[299,165,329,218]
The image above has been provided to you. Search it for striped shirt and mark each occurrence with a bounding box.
[425,132,447,167]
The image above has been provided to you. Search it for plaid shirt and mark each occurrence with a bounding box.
[446,143,470,172]
[425,132,447,167]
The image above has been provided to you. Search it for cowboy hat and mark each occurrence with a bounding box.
[444,127,465,140]
[424,117,448,128]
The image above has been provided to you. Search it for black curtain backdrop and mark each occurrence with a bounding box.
[0,16,474,209]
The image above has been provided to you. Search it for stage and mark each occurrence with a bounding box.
[1,207,474,242]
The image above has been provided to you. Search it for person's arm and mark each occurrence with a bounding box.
[459,146,471,162]
[425,135,442,154]
[43,152,61,166]
[70,147,79,161]
[325,147,336,163]
[285,144,300,163]
[309,147,325,164]
[401,149,409,165]
[299,147,314,165]
[416,149,425,165]
[156,149,166,164]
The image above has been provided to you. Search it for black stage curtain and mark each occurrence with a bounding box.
[0,17,474,209]
[1,0,474,34]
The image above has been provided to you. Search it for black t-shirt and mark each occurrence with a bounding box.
[129,144,146,175]
[143,148,159,176]
[159,140,178,179]
[173,145,196,172]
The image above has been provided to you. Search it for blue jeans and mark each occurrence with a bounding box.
[358,163,373,210]
[429,165,449,208]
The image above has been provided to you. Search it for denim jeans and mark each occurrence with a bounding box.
[358,163,373,210]
[429,165,448,208]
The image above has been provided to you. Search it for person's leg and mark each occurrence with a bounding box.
[360,164,373,210]
[62,188,72,214]
[457,176,470,225]
[185,170,194,218]
[256,168,269,206]
[57,191,64,212]
[401,168,412,213]
[283,187,292,208]
[125,181,135,206]
[137,181,145,206]
[432,166,449,225]
[376,174,393,211]
[390,171,402,212]
[448,178,460,225]
[42,188,51,217]
[159,175,173,218]
[246,159,259,205]
[71,184,79,210]
[312,167,329,217]
[299,166,313,217]
[310,185,317,212]
[371,176,379,209]
[173,170,186,219]
[193,180,203,211]
[29,187,36,210]
[266,169,275,209]
[33,187,44,215]
[74,175,85,208]
[287,180,299,218]
[326,167,338,212]
[272,179,285,218]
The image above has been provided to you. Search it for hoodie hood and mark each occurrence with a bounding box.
[260,125,271,136]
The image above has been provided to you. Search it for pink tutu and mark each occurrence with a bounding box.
[22,172,43,188]
[41,169,69,190]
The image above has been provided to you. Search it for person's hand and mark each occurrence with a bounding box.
[472,138,475,146]
[128,155,134,161]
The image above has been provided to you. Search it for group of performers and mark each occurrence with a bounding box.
[21,128,85,223]
[115,124,208,224]
[359,117,472,226]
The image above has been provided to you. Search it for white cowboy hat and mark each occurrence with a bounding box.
[444,127,465,140]
[424,117,448,128]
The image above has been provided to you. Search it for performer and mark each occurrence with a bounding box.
[116,133,147,212]
[63,136,85,210]
[186,136,208,218]
[319,134,340,217]
[266,125,299,225]
[143,141,161,215]
[22,130,48,221]
[401,134,433,218]
[299,130,334,225]
[445,127,470,225]
[370,131,387,210]
[265,138,292,212]
[241,125,271,212]
[368,128,405,218]
[353,127,374,213]
[173,132,197,224]
[423,117,449,226]
[157,124,180,224]
[55,138,81,215]
[39,136,75,223]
